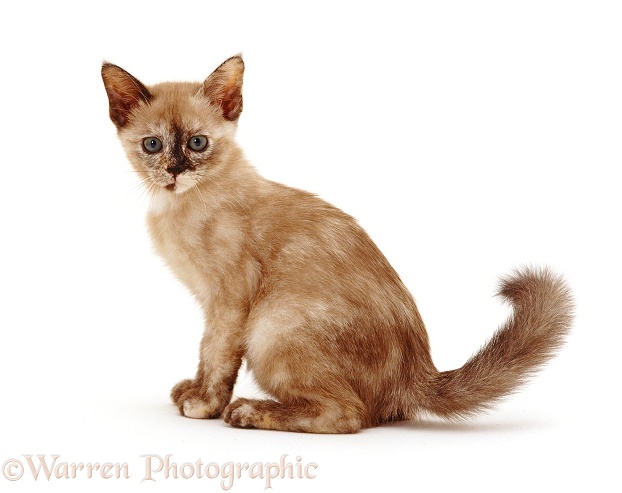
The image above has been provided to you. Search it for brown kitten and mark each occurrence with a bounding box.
[101,56,573,433]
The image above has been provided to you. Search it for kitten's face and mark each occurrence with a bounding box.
[102,57,244,195]
[119,82,231,195]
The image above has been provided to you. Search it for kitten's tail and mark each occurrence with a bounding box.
[419,267,573,419]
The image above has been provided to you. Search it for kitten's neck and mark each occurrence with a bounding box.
[148,188,182,215]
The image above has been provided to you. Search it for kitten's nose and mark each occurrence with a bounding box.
[166,164,186,177]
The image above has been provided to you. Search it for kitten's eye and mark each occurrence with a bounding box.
[143,137,162,153]
[188,135,209,152]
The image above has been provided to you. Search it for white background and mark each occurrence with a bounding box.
[1,1,620,491]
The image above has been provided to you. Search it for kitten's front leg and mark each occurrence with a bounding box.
[171,309,245,419]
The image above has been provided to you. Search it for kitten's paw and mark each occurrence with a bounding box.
[181,397,219,419]
[170,379,194,404]
[170,379,228,419]
[223,398,259,428]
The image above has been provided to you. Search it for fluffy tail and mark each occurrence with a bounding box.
[420,267,573,419]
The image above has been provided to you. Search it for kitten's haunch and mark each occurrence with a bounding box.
[102,56,573,433]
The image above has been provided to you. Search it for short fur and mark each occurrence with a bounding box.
[102,56,573,433]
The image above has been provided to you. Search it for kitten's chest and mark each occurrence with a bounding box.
[146,198,252,304]
[146,209,219,303]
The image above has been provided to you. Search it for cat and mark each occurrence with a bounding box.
[101,55,573,433]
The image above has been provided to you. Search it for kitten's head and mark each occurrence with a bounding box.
[102,56,244,195]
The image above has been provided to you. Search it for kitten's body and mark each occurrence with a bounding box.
[102,57,573,433]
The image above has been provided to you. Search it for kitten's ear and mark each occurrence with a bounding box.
[101,63,152,128]
[202,56,244,122]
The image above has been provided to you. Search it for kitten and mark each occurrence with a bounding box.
[102,56,573,433]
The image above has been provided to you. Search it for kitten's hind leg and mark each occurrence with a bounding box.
[223,392,366,434]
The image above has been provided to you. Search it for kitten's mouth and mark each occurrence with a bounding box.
[162,178,192,195]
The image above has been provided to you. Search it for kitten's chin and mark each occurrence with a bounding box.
[163,179,194,195]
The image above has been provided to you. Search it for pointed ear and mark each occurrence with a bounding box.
[101,63,152,128]
[202,56,244,121]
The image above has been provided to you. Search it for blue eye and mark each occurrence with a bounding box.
[143,137,162,153]
[188,135,208,152]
